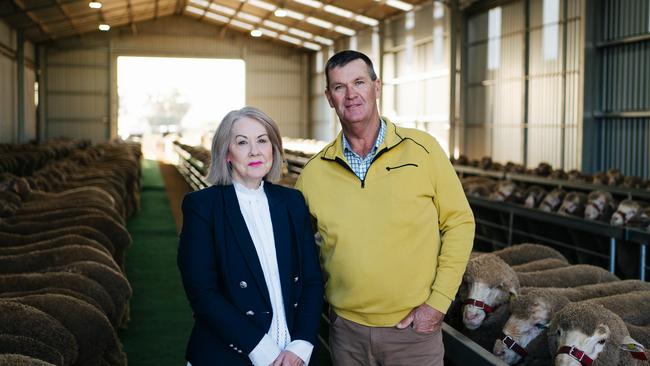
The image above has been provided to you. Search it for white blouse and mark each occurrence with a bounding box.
[235,181,312,366]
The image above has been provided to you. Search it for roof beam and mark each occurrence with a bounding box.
[154,0,160,20]
[219,1,246,38]
[54,0,82,39]
[12,0,54,41]
[198,0,217,21]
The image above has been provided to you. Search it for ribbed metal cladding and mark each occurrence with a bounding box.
[596,118,650,178]
[591,0,650,178]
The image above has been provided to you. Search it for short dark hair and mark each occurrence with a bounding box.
[325,50,378,89]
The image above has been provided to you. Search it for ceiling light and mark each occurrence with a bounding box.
[303,41,322,50]
[89,2,102,9]
[386,0,413,11]
[323,5,352,18]
[274,8,287,17]
[279,34,301,45]
[248,0,276,11]
[306,16,332,29]
[334,25,356,36]
[251,29,263,37]
[98,24,110,31]
[313,35,334,46]
[355,14,379,26]
[263,19,288,31]
[288,27,313,39]
[293,0,322,8]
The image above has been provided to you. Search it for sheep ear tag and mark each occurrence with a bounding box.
[619,337,647,361]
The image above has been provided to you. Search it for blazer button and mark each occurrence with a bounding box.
[238,350,243,354]
[293,302,298,308]
[239,281,247,288]
[229,344,234,348]
[246,310,255,316]
[294,276,299,282]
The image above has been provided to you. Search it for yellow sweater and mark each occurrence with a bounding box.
[296,119,474,326]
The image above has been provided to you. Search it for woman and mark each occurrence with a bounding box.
[178,107,323,366]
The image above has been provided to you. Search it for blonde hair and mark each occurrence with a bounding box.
[206,106,284,186]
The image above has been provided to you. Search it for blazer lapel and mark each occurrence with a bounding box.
[265,183,292,314]
[221,185,272,308]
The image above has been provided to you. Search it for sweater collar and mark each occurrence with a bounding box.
[321,117,403,161]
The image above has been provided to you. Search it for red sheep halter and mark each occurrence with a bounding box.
[499,332,528,358]
[463,299,494,313]
[556,346,593,366]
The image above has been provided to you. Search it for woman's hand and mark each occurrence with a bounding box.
[270,350,304,366]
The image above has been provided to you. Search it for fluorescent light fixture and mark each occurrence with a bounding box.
[334,25,356,36]
[284,9,305,20]
[248,0,276,11]
[355,14,379,26]
[251,29,263,37]
[288,27,313,39]
[314,35,334,46]
[306,16,332,29]
[263,19,288,31]
[205,12,230,23]
[386,0,413,11]
[185,5,205,15]
[274,8,287,17]
[293,0,322,9]
[89,1,102,9]
[259,28,278,37]
[303,41,322,50]
[209,3,236,15]
[279,34,301,45]
[231,19,254,30]
[189,0,209,7]
[238,11,261,23]
[324,5,352,18]
[98,24,110,31]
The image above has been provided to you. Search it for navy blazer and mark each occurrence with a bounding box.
[177,182,323,366]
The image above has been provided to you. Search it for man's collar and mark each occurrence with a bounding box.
[322,117,402,161]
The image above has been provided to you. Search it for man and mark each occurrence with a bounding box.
[295,50,475,365]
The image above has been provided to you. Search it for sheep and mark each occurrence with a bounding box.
[607,168,624,186]
[7,294,124,366]
[557,192,588,217]
[490,243,567,266]
[494,280,650,364]
[10,205,125,226]
[489,181,524,203]
[0,335,63,366]
[610,199,646,227]
[460,255,618,348]
[0,300,78,366]
[0,354,56,366]
[511,258,570,272]
[539,188,566,212]
[0,227,115,260]
[584,191,617,222]
[523,185,547,209]
[0,287,103,315]
[0,272,116,326]
[550,299,650,365]
[567,169,588,182]
[0,245,121,274]
[0,234,110,257]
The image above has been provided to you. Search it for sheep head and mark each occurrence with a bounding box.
[558,192,588,217]
[489,181,518,201]
[584,191,616,221]
[494,289,569,364]
[461,254,520,330]
[610,199,642,226]
[539,189,566,212]
[549,302,637,366]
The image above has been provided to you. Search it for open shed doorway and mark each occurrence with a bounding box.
[117,56,245,161]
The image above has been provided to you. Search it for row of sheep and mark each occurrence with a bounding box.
[0,140,141,365]
[0,139,90,177]
[452,156,650,191]
[446,244,650,365]
[462,176,650,232]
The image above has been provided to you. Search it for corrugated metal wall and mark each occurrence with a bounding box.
[464,0,583,169]
[43,16,308,143]
[585,0,650,178]
[0,19,36,143]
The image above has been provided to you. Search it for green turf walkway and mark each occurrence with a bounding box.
[119,159,193,366]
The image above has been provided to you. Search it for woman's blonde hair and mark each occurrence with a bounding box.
[206,106,284,186]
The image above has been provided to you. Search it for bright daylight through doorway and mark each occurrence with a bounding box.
[117,56,245,161]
